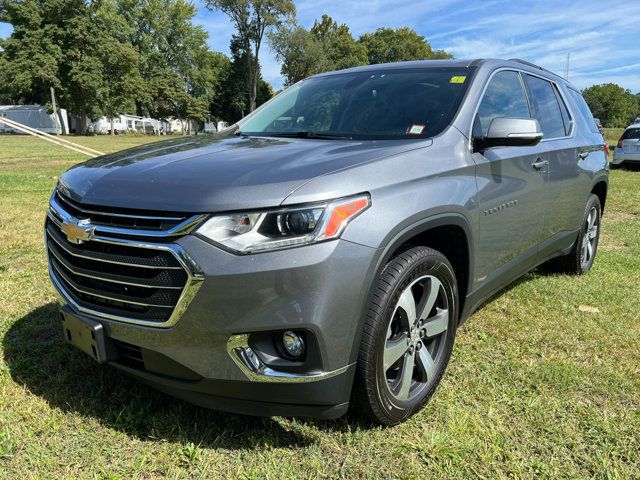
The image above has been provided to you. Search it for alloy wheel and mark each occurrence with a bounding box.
[580,206,599,269]
[383,275,449,402]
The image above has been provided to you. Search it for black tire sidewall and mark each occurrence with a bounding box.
[576,194,602,274]
[367,248,458,424]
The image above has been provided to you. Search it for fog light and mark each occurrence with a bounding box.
[282,330,305,358]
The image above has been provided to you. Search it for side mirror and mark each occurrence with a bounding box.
[475,117,543,151]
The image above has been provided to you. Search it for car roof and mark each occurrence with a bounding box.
[311,58,575,89]
[625,123,640,130]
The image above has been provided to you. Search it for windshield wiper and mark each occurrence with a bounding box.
[246,131,353,140]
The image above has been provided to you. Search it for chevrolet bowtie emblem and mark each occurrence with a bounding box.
[60,219,95,244]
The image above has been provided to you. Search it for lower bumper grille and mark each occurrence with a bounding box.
[45,192,203,326]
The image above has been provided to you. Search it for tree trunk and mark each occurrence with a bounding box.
[135,101,143,117]
[110,117,115,135]
[77,114,87,135]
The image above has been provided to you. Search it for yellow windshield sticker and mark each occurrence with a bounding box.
[450,75,466,84]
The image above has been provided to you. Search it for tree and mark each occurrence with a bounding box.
[204,0,295,112]
[0,0,142,133]
[117,0,216,122]
[358,27,452,65]
[212,35,272,123]
[269,24,330,85]
[582,83,638,128]
[310,15,367,70]
[0,0,64,106]
[269,15,366,86]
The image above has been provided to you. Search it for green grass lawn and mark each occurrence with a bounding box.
[1,135,639,479]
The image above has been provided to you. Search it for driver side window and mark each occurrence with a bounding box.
[475,71,531,137]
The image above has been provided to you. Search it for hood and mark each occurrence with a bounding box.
[60,135,427,212]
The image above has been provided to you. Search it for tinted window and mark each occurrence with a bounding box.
[475,71,530,137]
[524,75,566,139]
[554,88,572,136]
[239,67,473,140]
[568,89,600,134]
[622,128,640,139]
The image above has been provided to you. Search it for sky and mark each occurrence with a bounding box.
[1,0,639,92]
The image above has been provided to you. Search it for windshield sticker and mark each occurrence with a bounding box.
[407,125,425,135]
[450,75,466,84]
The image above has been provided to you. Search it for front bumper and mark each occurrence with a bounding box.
[52,235,379,417]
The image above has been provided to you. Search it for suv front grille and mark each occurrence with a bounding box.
[46,191,204,326]
[55,190,190,232]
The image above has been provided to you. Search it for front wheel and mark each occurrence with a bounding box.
[353,246,458,426]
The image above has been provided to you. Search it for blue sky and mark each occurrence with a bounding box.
[2,0,639,92]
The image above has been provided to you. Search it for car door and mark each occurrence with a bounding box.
[472,70,549,286]
[522,74,589,255]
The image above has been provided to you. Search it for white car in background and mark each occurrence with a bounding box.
[612,124,640,167]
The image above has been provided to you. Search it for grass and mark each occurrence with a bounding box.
[1,134,639,479]
[604,128,624,151]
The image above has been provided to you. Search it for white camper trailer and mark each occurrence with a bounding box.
[0,105,68,134]
[88,114,170,135]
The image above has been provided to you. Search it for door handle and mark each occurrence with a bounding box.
[532,159,548,170]
[579,151,590,159]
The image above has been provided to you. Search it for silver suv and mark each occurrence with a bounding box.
[47,59,608,425]
[613,123,640,166]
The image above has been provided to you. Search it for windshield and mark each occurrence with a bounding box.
[238,67,474,140]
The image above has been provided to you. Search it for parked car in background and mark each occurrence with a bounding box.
[612,123,640,166]
[46,59,608,426]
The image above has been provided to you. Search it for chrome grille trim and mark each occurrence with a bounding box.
[56,192,186,221]
[48,246,185,289]
[49,193,207,239]
[46,191,204,327]
[46,223,183,270]
[50,260,175,308]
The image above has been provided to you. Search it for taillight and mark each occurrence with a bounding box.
[604,144,610,157]
[616,136,623,148]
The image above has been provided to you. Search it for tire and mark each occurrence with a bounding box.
[353,246,458,426]
[547,194,602,275]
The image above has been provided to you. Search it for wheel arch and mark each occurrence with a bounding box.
[591,179,608,213]
[348,213,474,366]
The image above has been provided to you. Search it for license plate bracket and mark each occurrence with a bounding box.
[61,310,114,363]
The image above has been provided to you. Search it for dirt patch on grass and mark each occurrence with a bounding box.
[605,211,638,222]
[598,233,629,252]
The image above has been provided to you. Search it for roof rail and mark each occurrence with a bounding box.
[508,58,565,80]
[508,58,548,71]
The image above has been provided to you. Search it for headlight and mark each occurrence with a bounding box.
[195,194,370,253]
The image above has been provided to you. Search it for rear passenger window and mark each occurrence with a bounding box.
[475,71,530,137]
[554,88,572,136]
[622,128,640,139]
[524,75,566,139]
[568,89,600,134]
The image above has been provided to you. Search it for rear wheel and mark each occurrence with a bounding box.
[353,247,458,425]
[546,194,601,275]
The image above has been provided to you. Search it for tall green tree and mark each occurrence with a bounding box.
[212,34,272,123]
[269,15,366,86]
[358,27,452,65]
[310,15,367,70]
[0,0,142,132]
[582,83,638,128]
[0,0,65,106]
[117,0,216,122]
[204,0,295,112]
[269,24,330,85]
